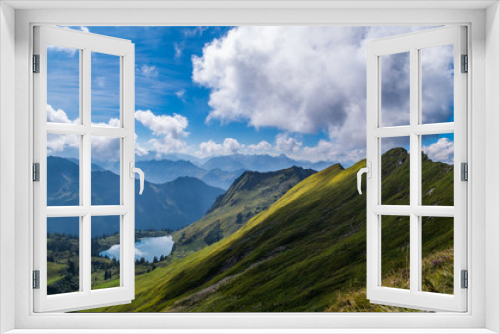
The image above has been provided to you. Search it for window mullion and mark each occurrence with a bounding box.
[409,47,420,295]
[82,47,92,293]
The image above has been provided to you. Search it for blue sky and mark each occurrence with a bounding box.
[46,26,455,166]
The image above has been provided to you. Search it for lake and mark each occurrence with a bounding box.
[99,235,175,262]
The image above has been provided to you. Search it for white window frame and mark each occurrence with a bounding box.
[33,25,136,312]
[365,26,467,312]
[0,1,499,333]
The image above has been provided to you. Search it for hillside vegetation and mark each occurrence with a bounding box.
[87,148,454,312]
[171,166,316,257]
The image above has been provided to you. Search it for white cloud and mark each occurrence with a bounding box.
[183,26,208,37]
[135,109,189,156]
[92,118,121,128]
[139,64,158,77]
[423,138,454,164]
[47,133,80,154]
[275,133,302,152]
[135,110,188,137]
[174,43,183,58]
[135,134,149,157]
[91,136,121,161]
[198,138,243,157]
[192,26,442,164]
[175,89,186,100]
[47,44,78,56]
[421,45,454,124]
[47,104,77,124]
[248,140,272,151]
[46,105,124,161]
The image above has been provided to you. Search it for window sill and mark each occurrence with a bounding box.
[3,330,498,334]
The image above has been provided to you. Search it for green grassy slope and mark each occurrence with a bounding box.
[90,148,454,312]
[171,166,316,257]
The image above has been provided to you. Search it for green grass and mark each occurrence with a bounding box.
[171,167,315,257]
[79,148,453,312]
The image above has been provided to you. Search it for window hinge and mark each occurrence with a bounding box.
[33,270,40,289]
[33,54,40,73]
[461,270,468,289]
[461,54,468,73]
[461,162,468,182]
[33,163,40,182]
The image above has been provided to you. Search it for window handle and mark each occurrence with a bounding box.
[357,162,371,195]
[129,162,145,195]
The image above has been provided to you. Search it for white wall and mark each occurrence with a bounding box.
[0,2,16,333]
[486,2,500,333]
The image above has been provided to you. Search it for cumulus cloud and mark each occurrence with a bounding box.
[47,133,80,155]
[275,133,302,152]
[423,138,454,164]
[192,26,448,164]
[135,110,189,156]
[47,105,77,124]
[91,137,121,161]
[198,138,243,156]
[248,140,272,152]
[46,104,137,161]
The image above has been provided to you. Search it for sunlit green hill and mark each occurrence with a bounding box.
[88,148,454,312]
[171,166,316,257]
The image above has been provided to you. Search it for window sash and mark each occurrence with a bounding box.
[32,25,136,313]
[366,26,468,312]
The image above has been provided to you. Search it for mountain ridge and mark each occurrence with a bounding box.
[47,156,225,236]
[171,166,316,256]
[90,148,454,312]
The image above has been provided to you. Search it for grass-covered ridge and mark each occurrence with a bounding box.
[171,166,316,257]
[85,148,454,312]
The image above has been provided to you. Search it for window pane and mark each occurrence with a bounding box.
[381,52,410,127]
[47,217,80,295]
[47,134,80,206]
[47,45,80,124]
[421,216,454,294]
[381,215,410,290]
[91,137,121,205]
[381,137,410,205]
[421,45,454,124]
[91,216,121,290]
[91,52,121,127]
[421,134,454,206]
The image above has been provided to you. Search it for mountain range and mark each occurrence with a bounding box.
[201,153,332,173]
[125,154,333,189]
[89,148,454,312]
[135,159,244,189]
[47,157,225,237]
